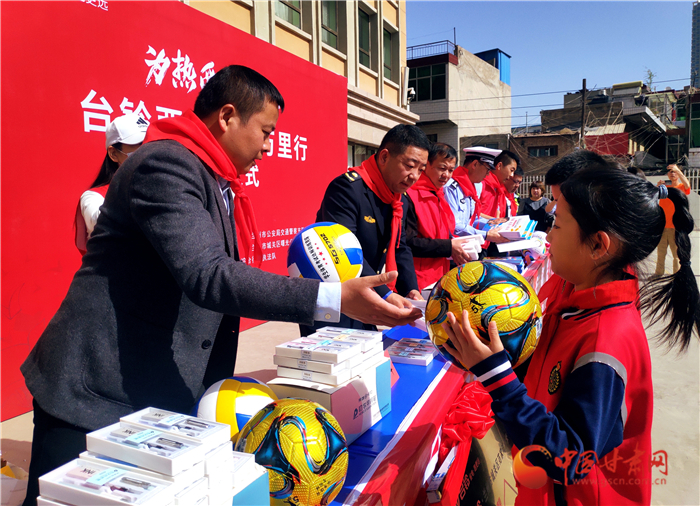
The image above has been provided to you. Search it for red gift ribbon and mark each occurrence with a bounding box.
[437,381,495,466]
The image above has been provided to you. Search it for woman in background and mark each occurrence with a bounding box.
[74,114,148,254]
[518,180,553,232]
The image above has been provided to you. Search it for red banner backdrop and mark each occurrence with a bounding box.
[1,1,348,420]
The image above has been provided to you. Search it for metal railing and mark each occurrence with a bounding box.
[406,40,456,60]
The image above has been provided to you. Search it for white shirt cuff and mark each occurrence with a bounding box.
[314,282,341,323]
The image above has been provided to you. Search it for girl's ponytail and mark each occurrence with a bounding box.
[640,187,700,352]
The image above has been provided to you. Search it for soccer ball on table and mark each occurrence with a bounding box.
[234,398,348,506]
[425,261,542,369]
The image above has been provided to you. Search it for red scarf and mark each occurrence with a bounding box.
[353,156,403,291]
[482,172,508,218]
[451,166,481,224]
[407,173,455,241]
[144,110,262,268]
[74,185,109,256]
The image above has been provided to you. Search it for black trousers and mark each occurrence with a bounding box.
[22,400,90,506]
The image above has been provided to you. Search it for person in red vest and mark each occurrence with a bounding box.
[479,149,520,219]
[74,113,149,254]
[503,166,524,218]
[441,165,700,506]
[406,142,482,291]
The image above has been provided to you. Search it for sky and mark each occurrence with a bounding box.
[406,1,692,129]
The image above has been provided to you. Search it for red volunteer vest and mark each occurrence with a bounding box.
[406,174,455,290]
[518,278,652,506]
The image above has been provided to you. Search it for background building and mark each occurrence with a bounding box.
[693,1,700,87]
[509,81,686,175]
[186,0,418,167]
[406,40,511,151]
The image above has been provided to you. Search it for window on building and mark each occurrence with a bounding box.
[426,134,438,142]
[408,64,446,101]
[528,146,558,157]
[276,0,301,28]
[321,1,338,49]
[383,29,392,80]
[348,142,377,168]
[484,143,499,149]
[358,9,370,68]
[691,103,700,149]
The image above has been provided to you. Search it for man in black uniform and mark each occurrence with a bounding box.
[301,125,429,334]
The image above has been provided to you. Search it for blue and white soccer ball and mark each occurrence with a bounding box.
[287,222,363,282]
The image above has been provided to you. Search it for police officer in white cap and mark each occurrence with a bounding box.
[443,146,509,248]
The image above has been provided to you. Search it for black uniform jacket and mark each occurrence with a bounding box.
[300,169,418,334]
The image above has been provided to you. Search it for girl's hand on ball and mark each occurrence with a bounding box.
[441,310,503,369]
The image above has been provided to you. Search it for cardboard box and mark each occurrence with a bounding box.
[267,357,392,444]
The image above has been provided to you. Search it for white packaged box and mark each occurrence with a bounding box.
[203,441,233,476]
[349,348,386,377]
[315,327,383,340]
[173,476,207,505]
[39,458,174,506]
[37,499,69,506]
[79,450,204,496]
[230,452,259,489]
[275,337,363,363]
[86,423,206,476]
[276,365,351,386]
[386,338,438,366]
[309,330,382,352]
[268,357,392,444]
[273,354,349,374]
[120,408,231,454]
[345,341,384,369]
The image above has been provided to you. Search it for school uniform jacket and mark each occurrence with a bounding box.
[21,140,320,430]
[470,275,652,506]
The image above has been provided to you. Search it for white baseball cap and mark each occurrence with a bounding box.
[105,113,149,148]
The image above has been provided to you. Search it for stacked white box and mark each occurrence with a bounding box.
[38,407,269,506]
[273,327,385,386]
[385,337,438,366]
[38,458,175,506]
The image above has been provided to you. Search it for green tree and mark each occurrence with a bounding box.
[644,67,657,91]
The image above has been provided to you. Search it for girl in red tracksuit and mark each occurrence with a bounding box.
[442,162,700,506]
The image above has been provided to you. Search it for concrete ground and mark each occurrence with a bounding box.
[2,234,699,505]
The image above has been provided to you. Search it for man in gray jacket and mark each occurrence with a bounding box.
[20,65,420,506]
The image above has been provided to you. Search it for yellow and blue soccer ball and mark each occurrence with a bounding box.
[195,376,278,442]
[234,398,348,506]
[426,261,542,369]
[287,222,363,283]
